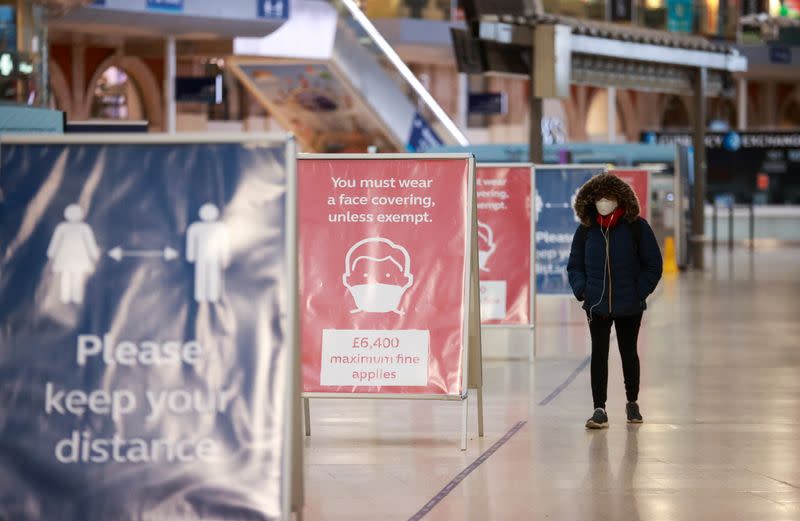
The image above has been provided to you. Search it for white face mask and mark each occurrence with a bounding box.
[595,198,618,216]
[347,283,410,313]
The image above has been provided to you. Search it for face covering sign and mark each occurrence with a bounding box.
[0,136,297,521]
[611,169,651,222]
[298,155,473,396]
[535,165,604,295]
[476,165,534,325]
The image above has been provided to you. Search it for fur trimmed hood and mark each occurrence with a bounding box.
[574,173,640,227]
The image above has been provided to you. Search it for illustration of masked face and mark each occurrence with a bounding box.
[477,221,496,272]
[343,238,413,315]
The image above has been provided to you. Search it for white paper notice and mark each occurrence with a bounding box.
[321,329,430,386]
[480,281,507,321]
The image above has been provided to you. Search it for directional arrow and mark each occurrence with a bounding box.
[108,246,179,262]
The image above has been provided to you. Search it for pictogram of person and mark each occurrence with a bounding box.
[186,203,229,303]
[343,237,413,315]
[47,204,100,304]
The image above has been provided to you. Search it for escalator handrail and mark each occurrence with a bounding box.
[338,0,469,146]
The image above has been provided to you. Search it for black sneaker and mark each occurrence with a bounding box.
[626,402,643,423]
[585,408,609,429]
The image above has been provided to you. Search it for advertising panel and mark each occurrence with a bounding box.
[535,166,604,295]
[0,136,295,520]
[232,62,397,154]
[667,0,694,33]
[476,165,533,325]
[298,155,473,396]
[642,130,800,203]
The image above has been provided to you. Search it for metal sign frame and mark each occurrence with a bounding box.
[297,153,484,450]
[475,163,537,361]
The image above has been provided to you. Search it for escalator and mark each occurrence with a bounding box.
[229,0,468,153]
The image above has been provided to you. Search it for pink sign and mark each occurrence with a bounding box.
[611,169,651,221]
[476,165,532,326]
[298,156,473,396]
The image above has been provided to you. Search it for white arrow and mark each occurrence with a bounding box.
[108,246,179,262]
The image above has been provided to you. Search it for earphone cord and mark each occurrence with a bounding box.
[587,224,611,324]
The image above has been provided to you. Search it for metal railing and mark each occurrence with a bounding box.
[710,202,755,251]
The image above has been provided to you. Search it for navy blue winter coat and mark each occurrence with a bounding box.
[567,218,663,317]
[566,173,663,317]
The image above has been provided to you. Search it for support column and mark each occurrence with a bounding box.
[764,81,777,128]
[164,35,176,134]
[737,77,748,130]
[691,68,708,270]
[528,57,543,163]
[607,86,617,143]
[70,37,86,120]
[529,95,544,163]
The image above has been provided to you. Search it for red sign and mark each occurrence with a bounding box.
[611,169,651,221]
[298,156,472,396]
[757,172,769,191]
[476,165,532,325]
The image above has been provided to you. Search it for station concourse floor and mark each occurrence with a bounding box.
[301,246,800,521]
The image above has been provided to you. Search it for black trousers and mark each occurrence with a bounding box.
[588,312,643,410]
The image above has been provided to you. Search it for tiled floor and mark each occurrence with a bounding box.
[300,247,800,521]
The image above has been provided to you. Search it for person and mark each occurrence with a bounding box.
[567,174,663,429]
[186,203,229,303]
[47,204,100,304]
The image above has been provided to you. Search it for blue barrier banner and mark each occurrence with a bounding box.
[0,139,291,520]
[535,166,603,295]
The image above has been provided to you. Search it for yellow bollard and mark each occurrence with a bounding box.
[663,236,679,274]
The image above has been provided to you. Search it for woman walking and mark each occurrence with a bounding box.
[567,174,663,429]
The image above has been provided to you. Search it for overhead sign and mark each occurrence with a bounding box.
[476,165,533,325]
[146,0,183,12]
[667,0,694,33]
[298,155,474,396]
[0,136,297,520]
[258,0,289,19]
[643,130,800,204]
[175,75,223,104]
[769,45,792,64]
[642,130,800,150]
[535,165,604,295]
[468,92,508,115]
